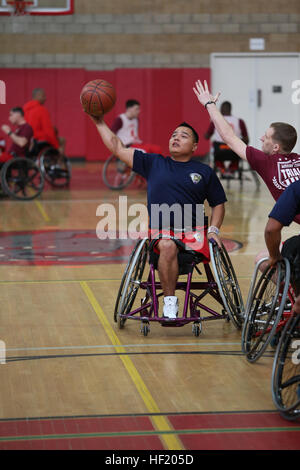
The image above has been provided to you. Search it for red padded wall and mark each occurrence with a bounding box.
[0,67,210,160]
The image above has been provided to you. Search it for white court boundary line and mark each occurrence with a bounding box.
[5,342,242,353]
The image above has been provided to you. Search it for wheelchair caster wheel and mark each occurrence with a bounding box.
[141,322,150,337]
[192,322,202,337]
[117,315,126,329]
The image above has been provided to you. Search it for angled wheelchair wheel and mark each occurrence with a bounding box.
[272,311,300,420]
[102,154,135,190]
[209,240,244,329]
[241,257,269,354]
[114,238,149,329]
[242,259,290,363]
[39,148,71,187]
[1,157,44,201]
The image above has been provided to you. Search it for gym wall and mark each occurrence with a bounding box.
[0,0,299,160]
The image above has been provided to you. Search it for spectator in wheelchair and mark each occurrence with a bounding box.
[263,179,300,298]
[204,100,249,177]
[89,114,227,319]
[0,107,33,163]
[194,80,299,223]
[23,88,59,153]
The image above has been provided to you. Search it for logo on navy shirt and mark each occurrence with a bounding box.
[189,173,202,184]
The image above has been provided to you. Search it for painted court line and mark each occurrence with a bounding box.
[34,200,51,222]
[80,280,184,451]
[5,342,242,353]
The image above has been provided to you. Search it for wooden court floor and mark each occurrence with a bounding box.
[0,162,299,451]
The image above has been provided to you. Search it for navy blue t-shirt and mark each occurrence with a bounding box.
[133,150,227,229]
[269,180,300,226]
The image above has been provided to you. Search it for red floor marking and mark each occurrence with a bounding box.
[169,411,300,430]
[0,415,154,438]
[0,435,164,451]
[179,430,300,451]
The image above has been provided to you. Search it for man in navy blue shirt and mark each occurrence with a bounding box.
[89,115,227,319]
[264,180,300,305]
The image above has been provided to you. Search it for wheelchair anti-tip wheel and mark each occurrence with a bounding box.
[114,238,149,329]
[102,154,135,190]
[242,258,290,363]
[272,311,300,420]
[39,147,71,187]
[1,157,44,201]
[209,240,244,329]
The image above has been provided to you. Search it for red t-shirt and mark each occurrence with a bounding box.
[246,146,300,224]
[9,122,33,157]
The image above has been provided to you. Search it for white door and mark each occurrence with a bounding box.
[211,53,300,153]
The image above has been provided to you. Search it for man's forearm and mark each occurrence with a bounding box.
[94,119,125,155]
[206,103,235,144]
[264,228,281,259]
[210,203,225,229]
[90,116,134,167]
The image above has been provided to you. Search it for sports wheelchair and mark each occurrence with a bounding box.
[241,257,294,363]
[0,140,71,201]
[113,225,244,337]
[242,256,300,421]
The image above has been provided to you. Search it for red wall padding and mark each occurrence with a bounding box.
[0,67,210,160]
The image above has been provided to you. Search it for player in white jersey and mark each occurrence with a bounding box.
[111,99,161,155]
[111,99,142,147]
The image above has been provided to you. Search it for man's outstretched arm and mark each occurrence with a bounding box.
[89,114,134,168]
[193,80,247,161]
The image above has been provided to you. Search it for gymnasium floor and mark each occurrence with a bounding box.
[0,161,299,451]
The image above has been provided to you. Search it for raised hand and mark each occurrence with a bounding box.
[193,80,220,107]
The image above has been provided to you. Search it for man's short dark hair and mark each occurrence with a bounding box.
[11,107,24,116]
[271,122,297,154]
[178,122,199,143]
[220,101,232,115]
[126,99,140,109]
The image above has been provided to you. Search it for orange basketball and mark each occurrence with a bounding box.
[80,79,116,117]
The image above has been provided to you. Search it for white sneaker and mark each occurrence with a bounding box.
[163,296,179,319]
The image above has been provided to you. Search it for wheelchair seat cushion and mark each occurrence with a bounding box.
[149,249,204,275]
[148,225,209,275]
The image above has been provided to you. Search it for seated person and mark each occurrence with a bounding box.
[111,99,161,154]
[264,179,300,297]
[90,115,227,319]
[0,107,33,162]
[204,101,249,176]
[23,88,59,153]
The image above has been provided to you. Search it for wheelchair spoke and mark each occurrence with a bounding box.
[243,260,290,363]
[1,158,44,200]
[210,241,244,329]
[114,239,149,328]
